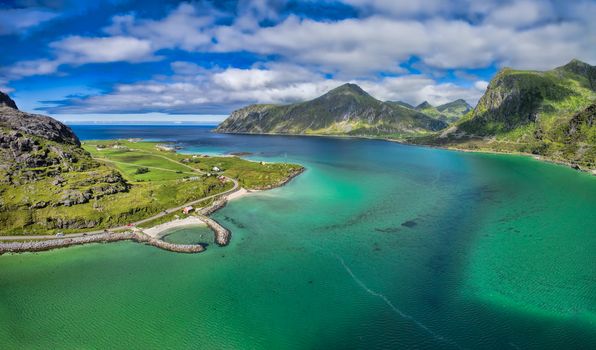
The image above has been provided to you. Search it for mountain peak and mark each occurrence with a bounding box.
[416,101,433,110]
[326,83,369,97]
[556,58,594,74]
[565,58,590,67]
[0,91,18,110]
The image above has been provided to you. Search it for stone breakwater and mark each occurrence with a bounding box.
[194,167,305,246]
[197,215,231,246]
[0,232,204,255]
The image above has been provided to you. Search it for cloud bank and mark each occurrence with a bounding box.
[1,0,594,115]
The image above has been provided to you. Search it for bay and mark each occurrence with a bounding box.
[1,125,594,349]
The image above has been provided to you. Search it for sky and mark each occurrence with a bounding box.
[1,0,595,123]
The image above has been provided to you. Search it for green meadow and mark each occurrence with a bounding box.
[0,140,302,235]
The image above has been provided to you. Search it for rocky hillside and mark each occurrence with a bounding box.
[0,91,18,109]
[216,83,447,138]
[385,100,472,124]
[0,93,129,231]
[423,59,595,169]
[435,99,473,123]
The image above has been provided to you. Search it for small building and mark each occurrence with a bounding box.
[182,206,194,214]
[212,166,221,172]
[217,175,226,183]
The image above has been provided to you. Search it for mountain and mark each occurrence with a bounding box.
[436,99,473,123]
[216,83,447,138]
[412,100,472,124]
[424,59,595,168]
[386,100,414,109]
[0,92,129,230]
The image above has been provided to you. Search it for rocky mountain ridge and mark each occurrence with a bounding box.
[216,83,448,138]
[424,59,595,169]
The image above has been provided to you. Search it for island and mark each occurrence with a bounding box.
[0,93,304,254]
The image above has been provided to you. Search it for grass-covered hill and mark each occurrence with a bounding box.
[0,93,302,235]
[406,99,472,124]
[420,59,595,169]
[216,83,448,139]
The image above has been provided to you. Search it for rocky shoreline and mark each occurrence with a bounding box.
[0,232,204,255]
[0,166,304,255]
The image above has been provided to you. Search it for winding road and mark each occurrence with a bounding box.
[0,155,240,241]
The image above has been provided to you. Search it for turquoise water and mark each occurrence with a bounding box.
[0,126,595,349]
[162,225,214,245]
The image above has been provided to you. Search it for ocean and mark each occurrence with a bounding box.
[1,125,594,349]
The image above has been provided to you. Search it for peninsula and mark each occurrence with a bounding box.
[0,92,304,253]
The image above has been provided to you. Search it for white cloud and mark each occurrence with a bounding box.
[5,58,62,77]
[4,0,595,114]
[359,75,486,106]
[50,36,156,63]
[474,80,489,90]
[485,0,554,28]
[341,0,448,17]
[212,16,428,75]
[104,3,216,51]
[41,63,486,114]
[208,6,595,73]
[0,8,58,35]
[2,36,157,80]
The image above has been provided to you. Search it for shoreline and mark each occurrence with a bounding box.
[216,130,595,175]
[143,216,206,239]
[0,165,304,255]
[0,232,204,255]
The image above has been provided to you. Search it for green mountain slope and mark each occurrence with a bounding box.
[436,99,473,123]
[411,100,472,124]
[385,99,471,124]
[386,100,414,109]
[421,59,596,168]
[0,95,131,232]
[216,83,447,139]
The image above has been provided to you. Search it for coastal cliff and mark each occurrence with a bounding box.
[422,59,596,169]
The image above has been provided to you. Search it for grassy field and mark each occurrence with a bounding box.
[84,140,304,189]
[1,140,303,235]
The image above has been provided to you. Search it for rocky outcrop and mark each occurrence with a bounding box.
[0,93,86,181]
[0,105,80,145]
[252,166,305,190]
[421,59,596,170]
[0,91,17,109]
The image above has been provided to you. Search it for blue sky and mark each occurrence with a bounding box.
[1,0,595,123]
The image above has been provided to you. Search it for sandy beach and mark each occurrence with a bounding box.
[143,216,206,238]
[226,187,260,201]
